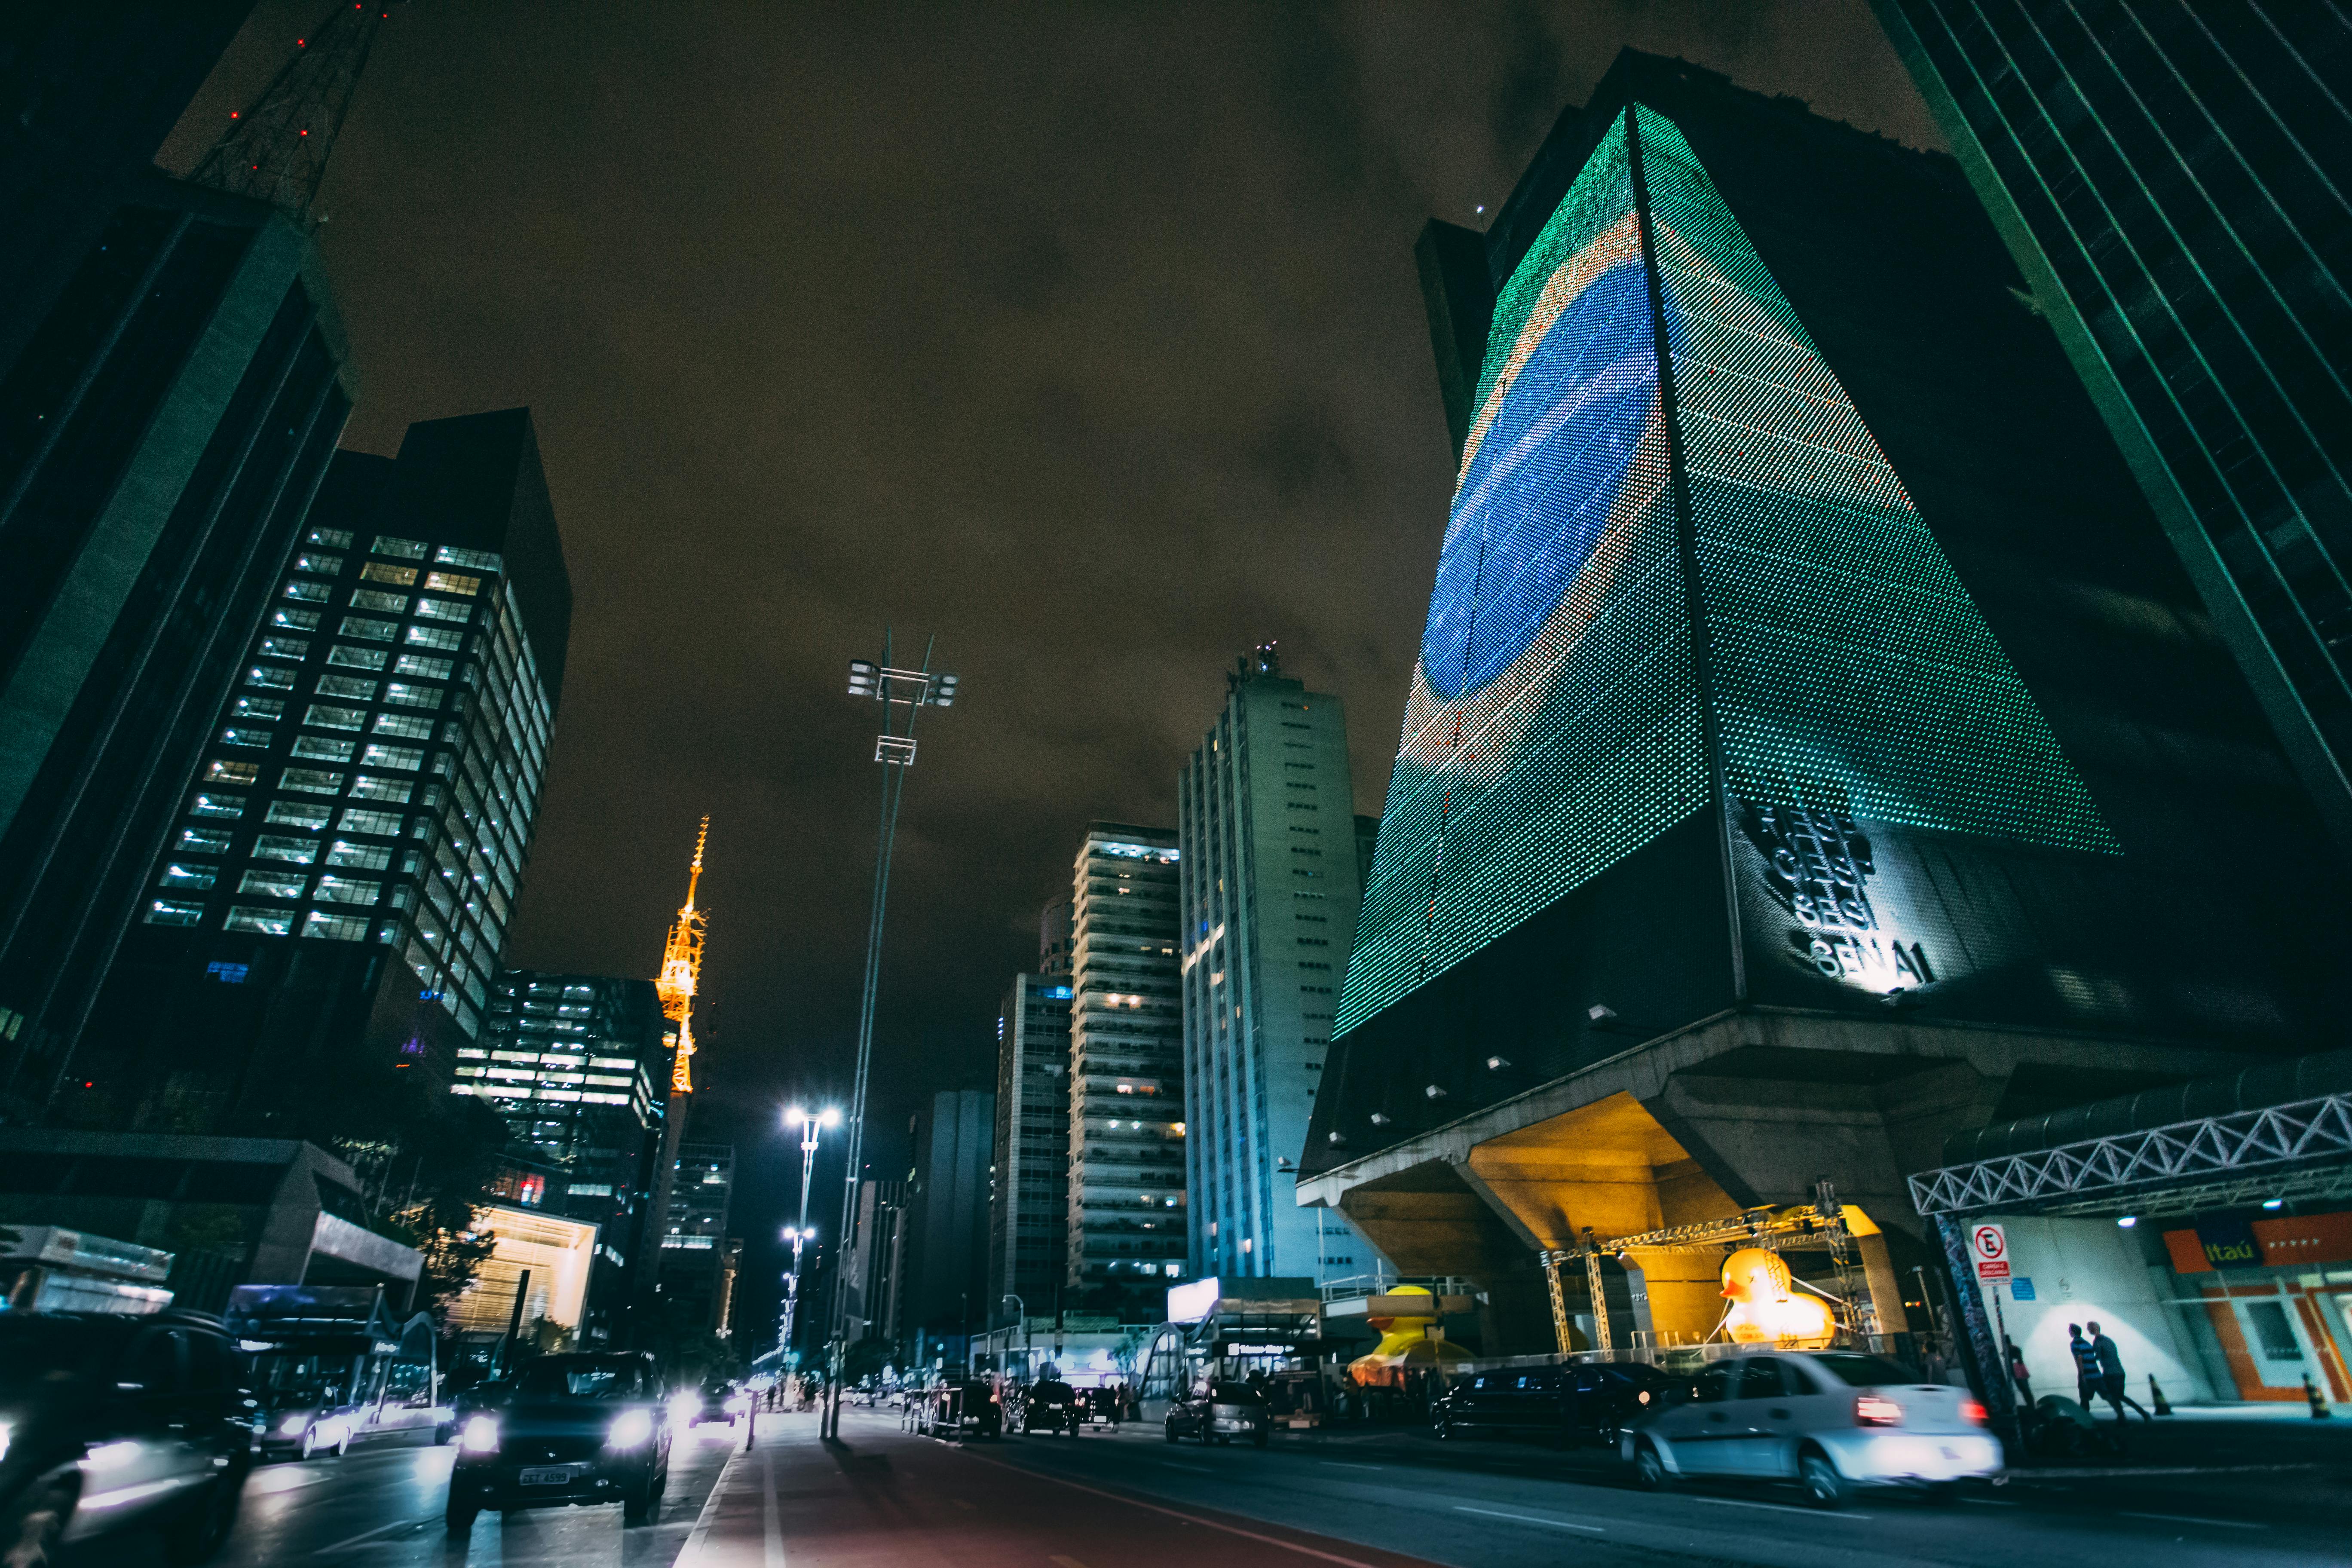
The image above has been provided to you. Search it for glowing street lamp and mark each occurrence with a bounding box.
[778,1104,841,1360]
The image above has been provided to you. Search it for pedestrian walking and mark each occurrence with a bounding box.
[2087,1321,2152,1421]
[2068,1323,2100,1408]
[2006,1337,2033,1407]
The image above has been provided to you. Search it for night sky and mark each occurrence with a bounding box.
[161,0,1942,1344]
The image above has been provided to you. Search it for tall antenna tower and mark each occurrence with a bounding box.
[655,817,710,1095]
[188,1,404,219]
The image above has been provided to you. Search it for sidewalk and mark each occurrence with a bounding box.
[675,1411,1448,1568]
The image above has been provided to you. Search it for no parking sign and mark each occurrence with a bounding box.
[1971,1222,2010,1282]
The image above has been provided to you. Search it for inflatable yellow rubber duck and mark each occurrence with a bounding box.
[1719,1247,1834,1348]
[1346,1284,1473,1387]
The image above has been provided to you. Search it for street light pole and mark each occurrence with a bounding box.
[824,631,959,1441]
[778,1104,838,1361]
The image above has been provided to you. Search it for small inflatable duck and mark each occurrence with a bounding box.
[1719,1247,1835,1348]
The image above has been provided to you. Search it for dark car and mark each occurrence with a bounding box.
[912,1378,1000,1439]
[1165,1381,1268,1446]
[1014,1378,1080,1436]
[0,1311,251,1565]
[1432,1361,1675,1448]
[445,1353,670,1533]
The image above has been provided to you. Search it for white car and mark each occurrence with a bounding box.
[1623,1351,2000,1507]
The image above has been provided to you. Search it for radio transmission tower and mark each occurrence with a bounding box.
[189,1,405,219]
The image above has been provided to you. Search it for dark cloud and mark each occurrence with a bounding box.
[162,0,1940,1340]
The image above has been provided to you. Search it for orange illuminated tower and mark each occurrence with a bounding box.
[655,818,709,1095]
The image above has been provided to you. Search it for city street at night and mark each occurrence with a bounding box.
[6,4,2352,1566]
[67,1409,2352,1568]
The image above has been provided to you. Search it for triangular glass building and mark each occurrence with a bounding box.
[1342,104,2113,1038]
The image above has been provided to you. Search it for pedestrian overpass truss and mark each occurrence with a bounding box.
[1909,1092,2352,1219]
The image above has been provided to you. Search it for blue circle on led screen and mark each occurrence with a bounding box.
[1421,261,1658,700]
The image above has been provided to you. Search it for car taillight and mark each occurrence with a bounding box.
[1960,1399,1988,1426]
[1853,1395,1903,1427]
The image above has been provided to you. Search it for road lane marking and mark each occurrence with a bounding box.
[2120,1512,2266,1531]
[246,1467,330,1495]
[1320,1462,1383,1471]
[1680,1495,1872,1521]
[959,1451,1401,1568]
[1960,1498,2017,1506]
[1453,1506,1604,1534]
[675,1444,750,1568]
[315,1517,424,1554]
[1161,1461,1211,1473]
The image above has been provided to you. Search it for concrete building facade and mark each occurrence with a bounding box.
[1179,647,1387,1285]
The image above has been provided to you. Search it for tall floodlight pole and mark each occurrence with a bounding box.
[822,631,958,1439]
[778,1104,839,1359]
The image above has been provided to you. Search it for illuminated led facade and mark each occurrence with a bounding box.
[1875,1,2352,860]
[1064,824,1188,1294]
[1179,650,1385,1283]
[1306,54,2352,1198]
[75,410,570,1132]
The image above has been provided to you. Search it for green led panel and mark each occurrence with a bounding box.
[1337,105,2113,1042]
[1638,106,2114,853]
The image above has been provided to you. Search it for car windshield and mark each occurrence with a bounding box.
[1806,1354,1917,1387]
[1210,1382,1262,1403]
[516,1359,648,1400]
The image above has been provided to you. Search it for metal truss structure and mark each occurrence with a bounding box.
[1908,1091,2352,1218]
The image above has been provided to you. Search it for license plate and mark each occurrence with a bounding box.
[519,1467,574,1486]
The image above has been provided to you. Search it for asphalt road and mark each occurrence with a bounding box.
[55,1408,2352,1568]
[59,1417,744,1568]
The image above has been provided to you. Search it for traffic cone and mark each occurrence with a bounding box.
[2304,1373,2332,1420]
[2147,1375,2171,1417]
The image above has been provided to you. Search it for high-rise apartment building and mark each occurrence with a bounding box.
[1874,3,2352,859]
[0,175,357,1120]
[1179,646,1387,1283]
[476,970,673,1346]
[70,411,570,1133]
[988,971,1071,1319]
[1064,824,1187,1296]
[656,1141,735,1336]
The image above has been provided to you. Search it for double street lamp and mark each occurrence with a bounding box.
[779,1104,841,1363]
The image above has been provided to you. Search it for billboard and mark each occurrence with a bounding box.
[1338,105,2112,1038]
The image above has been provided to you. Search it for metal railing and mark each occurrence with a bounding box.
[1908,1091,2352,1216]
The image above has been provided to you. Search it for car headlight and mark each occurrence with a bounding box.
[279,1414,309,1436]
[0,1421,10,1463]
[459,1415,501,1453]
[607,1409,654,1448]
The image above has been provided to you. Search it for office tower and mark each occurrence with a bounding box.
[839,1178,910,1354]
[475,971,674,1347]
[1874,3,2352,859]
[0,174,358,1120]
[0,3,258,370]
[1302,53,2352,1358]
[905,1088,993,1354]
[1178,644,1386,1283]
[988,972,1072,1320]
[1064,824,1187,1296]
[70,411,571,1133]
[655,1141,735,1335]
